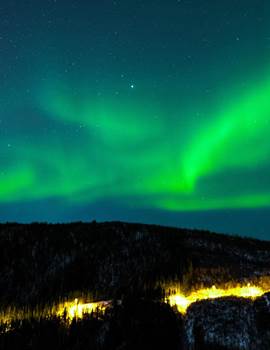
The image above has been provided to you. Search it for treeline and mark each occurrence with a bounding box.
[0,221,269,307]
[0,300,183,350]
[3,295,269,350]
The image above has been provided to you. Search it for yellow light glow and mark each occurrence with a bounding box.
[0,280,269,332]
[56,299,110,321]
[167,283,267,314]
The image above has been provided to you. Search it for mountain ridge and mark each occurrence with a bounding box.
[0,221,270,349]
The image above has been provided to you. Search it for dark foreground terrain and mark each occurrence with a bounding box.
[0,221,270,349]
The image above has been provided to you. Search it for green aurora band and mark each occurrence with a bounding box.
[1,71,270,212]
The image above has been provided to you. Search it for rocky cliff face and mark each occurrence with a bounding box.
[182,292,270,350]
[185,298,257,349]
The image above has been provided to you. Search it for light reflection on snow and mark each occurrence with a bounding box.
[167,283,268,314]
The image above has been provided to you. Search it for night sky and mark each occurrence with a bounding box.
[1,0,270,239]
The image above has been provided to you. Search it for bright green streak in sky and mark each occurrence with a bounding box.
[0,167,35,201]
[181,75,270,191]
[1,71,270,212]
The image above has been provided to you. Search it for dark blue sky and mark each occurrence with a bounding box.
[0,0,270,239]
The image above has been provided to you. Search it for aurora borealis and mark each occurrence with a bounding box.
[1,0,270,238]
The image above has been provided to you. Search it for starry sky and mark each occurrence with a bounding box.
[1,0,270,239]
